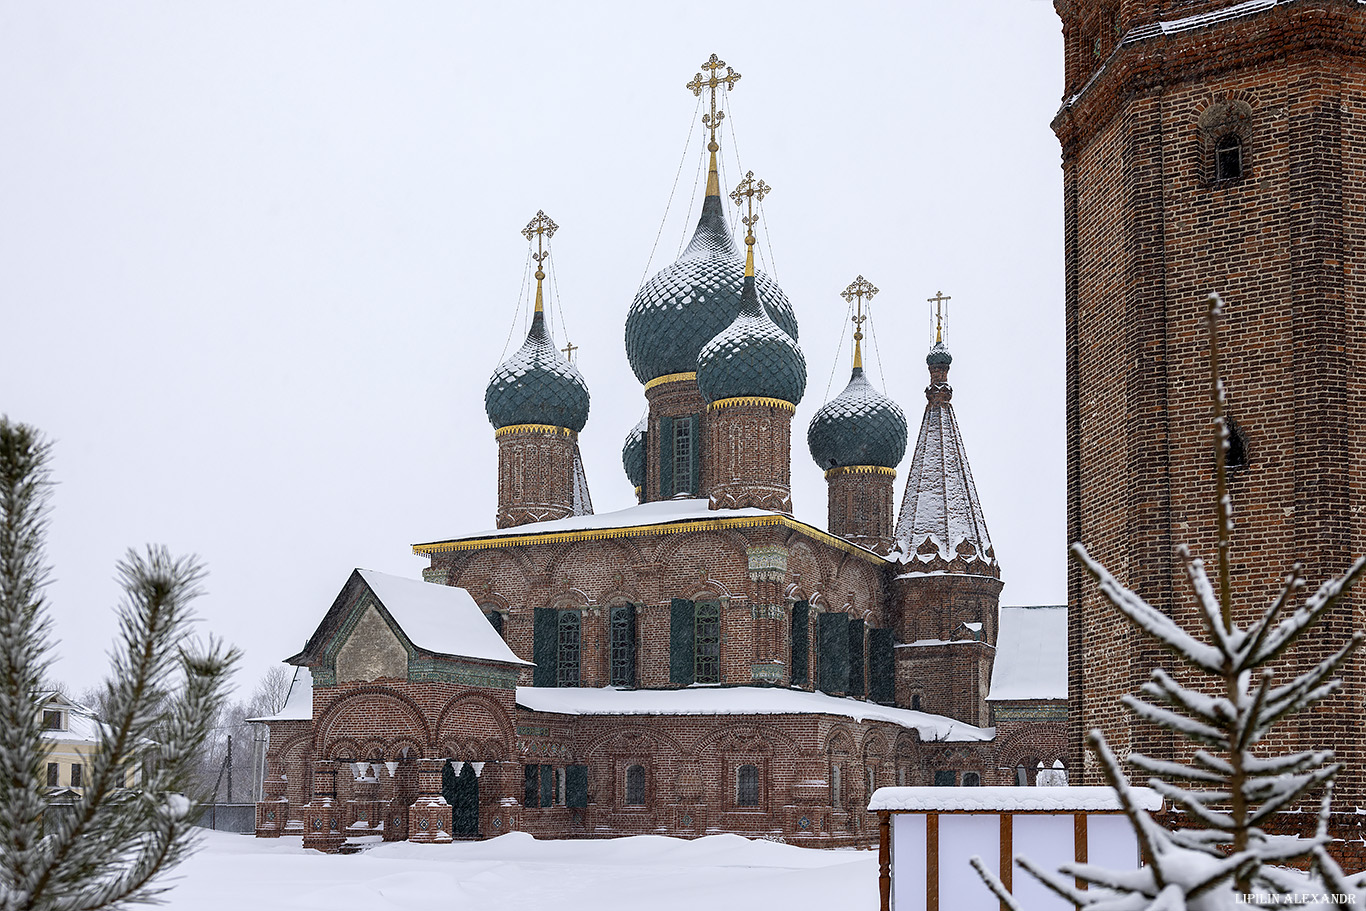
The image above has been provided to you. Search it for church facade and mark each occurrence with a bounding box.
[252,58,1067,851]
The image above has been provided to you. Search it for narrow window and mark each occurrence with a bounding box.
[865,767,875,799]
[484,608,504,637]
[47,763,59,787]
[832,765,843,808]
[625,764,646,806]
[609,605,635,687]
[694,600,721,684]
[71,764,83,788]
[556,767,566,806]
[557,611,581,687]
[1014,764,1029,787]
[43,710,62,730]
[524,764,540,808]
[963,772,981,787]
[1216,134,1242,181]
[737,764,760,807]
[672,420,693,496]
[933,770,956,787]
[911,694,922,711]
[1224,419,1249,470]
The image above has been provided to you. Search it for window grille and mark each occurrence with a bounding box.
[673,420,693,496]
[557,611,581,687]
[610,605,635,687]
[737,764,760,807]
[694,601,721,684]
[625,764,646,806]
[933,770,956,787]
[42,710,61,730]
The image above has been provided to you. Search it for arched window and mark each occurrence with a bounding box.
[557,611,581,687]
[737,764,759,807]
[1215,133,1243,181]
[831,765,843,809]
[963,771,981,787]
[1014,763,1028,787]
[694,600,721,684]
[483,607,504,637]
[610,605,637,687]
[625,764,646,806]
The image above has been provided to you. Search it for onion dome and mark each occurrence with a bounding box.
[807,367,909,470]
[622,417,646,489]
[485,310,589,432]
[624,149,798,385]
[696,242,806,405]
[927,340,952,366]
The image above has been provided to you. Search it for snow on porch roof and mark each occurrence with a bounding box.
[412,498,887,563]
[358,569,532,667]
[868,785,1162,813]
[986,605,1067,702]
[516,686,994,742]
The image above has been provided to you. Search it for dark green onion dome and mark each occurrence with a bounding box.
[807,366,909,470]
[484,311,590,433]
[696,270,807,405]
[624,195,798,385]
[926,340,952,366]
[622,417,646,489]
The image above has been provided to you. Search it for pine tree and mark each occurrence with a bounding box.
[0,418,238,911]
[974,296,1366,909]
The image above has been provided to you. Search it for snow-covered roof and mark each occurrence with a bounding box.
[516,686,993,742]
[868,785,1161,813]
[39,695,103,744]
[987,605,1067,702]
[413,499,885,563]
[248,667,313,723]
[570,443,593,517]
[891,351,997,575]
[358,570,531,667]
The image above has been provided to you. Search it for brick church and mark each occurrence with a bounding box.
[251,57,1069,851]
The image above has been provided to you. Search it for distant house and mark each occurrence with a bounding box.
[38,692,140,797]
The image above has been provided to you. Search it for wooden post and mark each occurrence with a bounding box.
[878,810,891,911]
[999,813,1013,911]
[1074,812,1088,894]
[926,812,939,911]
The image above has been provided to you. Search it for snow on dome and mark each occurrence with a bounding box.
[987,605,1068,701]
[807,367,908,470]
[621,417,646,490]
[625,193,797,385]
[516,685,993,742]
[867,785,1162,813]
[356,570,531,666]
[485,311,590,432]
[696,273,806,405]
[892,344,997,575]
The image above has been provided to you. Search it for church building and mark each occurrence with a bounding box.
[252,56,1067,851]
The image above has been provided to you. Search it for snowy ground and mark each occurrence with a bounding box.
[162,830,878,911]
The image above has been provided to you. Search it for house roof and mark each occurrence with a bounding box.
[986,605,1068,701]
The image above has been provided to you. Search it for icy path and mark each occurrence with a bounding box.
[163,830,878,911]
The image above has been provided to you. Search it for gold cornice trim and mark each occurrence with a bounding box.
[413,514,888,564]
[707,396,796,413]
[643,372,697,392]
[825,465,897,479]
[494,424,577,439]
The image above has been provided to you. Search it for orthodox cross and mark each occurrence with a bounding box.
[729,170,770,243]
[686,54,741,147]
[561,341,578,363]
[521,210,558,312]
[927,290,951,344]
[841,276,879,369]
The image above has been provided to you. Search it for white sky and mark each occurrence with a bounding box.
[1,2,1066,697]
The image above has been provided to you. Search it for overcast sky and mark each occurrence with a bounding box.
[1,2,1066,698]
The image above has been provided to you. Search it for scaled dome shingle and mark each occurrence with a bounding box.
[807,367,908,470]
[485,311,590,432]
[696,273,806,406]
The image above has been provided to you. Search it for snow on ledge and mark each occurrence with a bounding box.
[516,686,994,742]
[868,785,1162,813]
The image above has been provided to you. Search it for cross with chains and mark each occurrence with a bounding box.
[928,290,951,343]
[686,54,741,144]
[729,171,771,240]
[521,210,558,276]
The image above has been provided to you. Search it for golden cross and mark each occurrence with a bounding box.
[686,54,741,146]
[842,276,878,369]
[729,171,771,242]
[561,341,578,363]
[522,210,558,313]
[927,290,951,344]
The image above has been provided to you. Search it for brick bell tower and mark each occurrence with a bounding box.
[1055,1,1366,800]
[485,211,592,529]
[806,276,909,555]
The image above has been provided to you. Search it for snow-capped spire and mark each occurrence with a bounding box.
[893,341,997,576]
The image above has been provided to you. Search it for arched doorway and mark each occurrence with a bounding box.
[441,762,479,837]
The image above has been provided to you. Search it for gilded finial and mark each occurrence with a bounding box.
[522,210,558,314]
[927,290,951,345]
[730,170,770,276]
[687,54,740,196]
[841,276,879,371]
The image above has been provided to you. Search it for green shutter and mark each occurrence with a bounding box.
[523,764,539,808]
[658,415,674,498]
[533,608,559,687]
[540,764,554,807]
[566,764,588,808]
[790,601,809,686]
[817,612,850,695]
[847,618,866,699]
[670,598,696,686]
[688,414,701,496]
[869,628,895,704]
